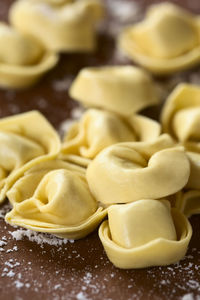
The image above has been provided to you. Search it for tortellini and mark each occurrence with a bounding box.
[175,190,200,218]
[0,111,60,203]
[119,2,200,74]
[9,0,104,52]
[69,66,160,117]
[0,22,58,89]
[6,160,107,239]
[61,108,161,159]
[99,200,192,269]
[86,135,190,205]
[59,153,91,169]
[161,84,200,189]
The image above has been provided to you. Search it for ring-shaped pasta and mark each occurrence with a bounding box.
[9,0,104,53]
[61,109,161,159]
[118,3,200,75]
[86,135,190,205]
[69,66,160,117]
[6,159,106,239]
[161,84,200,190]
[0,22,58,89]
[0,111,61,203]
[99,203,192,269]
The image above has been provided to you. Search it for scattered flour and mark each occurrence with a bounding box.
[181,293,200,300]
[107,0,141,23]
[0,203,11,219]
[9,229,74,247]
[52,77,74,92]
[76,291,91,300]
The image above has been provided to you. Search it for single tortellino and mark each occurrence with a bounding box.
[175,190,200,218]
[69,66,160,117]
[9,0,104,52]
[0,111,61,203]
[61,109,161,159]
[119,3,200,74]
[86,134,190,205]
[161,84,200,189]
[6,159,107,239]
[0,23,58,89]
[99,200,192,269]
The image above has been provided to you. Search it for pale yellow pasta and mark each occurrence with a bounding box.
[175,190,200,218]
[161,84,200,189]
[9,0,104,52]
[86,134,190,205]
[69,66,160,116]
[59,153,91,169]
[6,159,107,239]
[99,200,192,269]
[119,3,200,74]
[0,23,43,66]
[0,111,61,203]
[0,22,58,89]
[61,109,161,159]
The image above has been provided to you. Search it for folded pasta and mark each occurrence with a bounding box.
[99,200,192,269]
[69,66,160,117]
[175,190,200,218]
[9,0,104,52]
[6,159,107,239]
[59,153,92,168]
[0,111,60,203]
[86,135,190,205]
[61,109,161,159]
[0,22,58,89]
[119,2,200,74]
[161,84,200,189]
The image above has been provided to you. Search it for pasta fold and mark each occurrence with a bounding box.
[0,22,58,89]
[175,190,200,218]
[86,135,190,205]
[9,0,104,52]
[62,109,161,159]
[69,66,160,116]
[119,3,200,74]
[99,200,192,268]
[0,111,60,203]
[161,84,200,189]
[6,160,106,239]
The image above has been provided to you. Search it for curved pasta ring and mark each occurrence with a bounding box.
[119,28,200,75]
[99,208,192,269]
[6,206,107,239]
[0,111,61,203]
[0,52,59,89]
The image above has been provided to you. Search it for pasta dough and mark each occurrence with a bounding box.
[0,111,60,203]
[59,153,91,169]
[119,3,200,74]
[175,190,200,218]
[69,66,160,116]
[86,135,190,205]
[0,23,43,66]
[161,84,200,189]
[0,22,58,89]
[6,159,107,239]
[99,200,192,269]
[9,0,104,52]
[62,109,161,159]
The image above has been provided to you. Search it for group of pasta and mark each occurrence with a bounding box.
[1,0,200,269]
[0,0,103,89]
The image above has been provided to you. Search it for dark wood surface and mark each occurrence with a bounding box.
[0,1,200,299]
